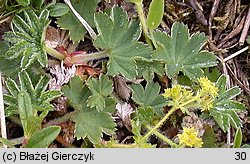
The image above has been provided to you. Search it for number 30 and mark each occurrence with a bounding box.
[235,152,246,160]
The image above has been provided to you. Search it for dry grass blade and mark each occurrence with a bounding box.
[239,6,250,45]
[208,0,221,41]
[223,46,249,62]
[0,73,7,148]
[64,0,97,40]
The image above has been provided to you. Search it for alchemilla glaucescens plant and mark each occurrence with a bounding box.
[0,0,247,148]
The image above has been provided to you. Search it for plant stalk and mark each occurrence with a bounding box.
[70,50,109,65]
[134,2,152,47]
[45,44,65,60]
[43,111,77,127]
[144,124,177,147]
[140,107,177,142]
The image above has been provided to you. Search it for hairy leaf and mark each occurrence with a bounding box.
[62,76,116,144]
[16,0,30,6]
[57,0,100,42]
[210,75,245,132]
[0,42,20,76]
[18,90,48,138]
[94,6,151,79]
[136,58,164,82]
[4,71,61,116]
[48,3,69,17]
[86,74,113,111]
[3,9,50,69]
[153,22,217,79]
[25,126,61,148]
[233,128,242,148]
[134,107,156,125]
[131,82,167,115]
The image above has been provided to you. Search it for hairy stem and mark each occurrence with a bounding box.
[144,124,177,147]
[140,107,178,142]
[106,143,137,148]
[43,111,77,127]
[45,44,65,60]
[70,50,109,65]
[134,2,152,47]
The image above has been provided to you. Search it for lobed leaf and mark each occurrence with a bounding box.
[135,58,164,82]
[72,109,115,143]
[131,82,167,115]
[57,0,100,42]
[62,76,116,144]
[86,74,113,111]
[153,22,217,79]
[4,71,61,116]
[94,6,151,79]
[3,9,50,69]
[209,75,246,132]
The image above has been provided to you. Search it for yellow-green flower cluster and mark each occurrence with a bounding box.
[162,85,193,112]
[198,77,219,97]
[177,127,203,148]
[198,77,219,111]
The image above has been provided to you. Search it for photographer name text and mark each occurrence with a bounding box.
[2,151,94,162]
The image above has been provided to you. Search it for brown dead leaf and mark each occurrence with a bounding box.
[112,76,131,101]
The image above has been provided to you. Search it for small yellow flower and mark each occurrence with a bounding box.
[199,96,214,111]
[163,85,193,102]
[163,85,182,100]
[177,127,203,148]
[198,77,219,97]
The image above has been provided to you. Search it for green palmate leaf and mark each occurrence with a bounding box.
[48,3,69,17]
[209,75,246,132]
[153,22,217,79]
[135,58,164,82]
[131,82,167,115]
[86,74,113,111]
[25,126,61,148]
[146,0,164,30]
[4,71,61,117]
[94,6,151,79]
[57,0,100,42]
[62,76,116,144]
[134,107,156,125]
[3,9,50,69]
[233,128,242,148]
[71,109,115,143]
